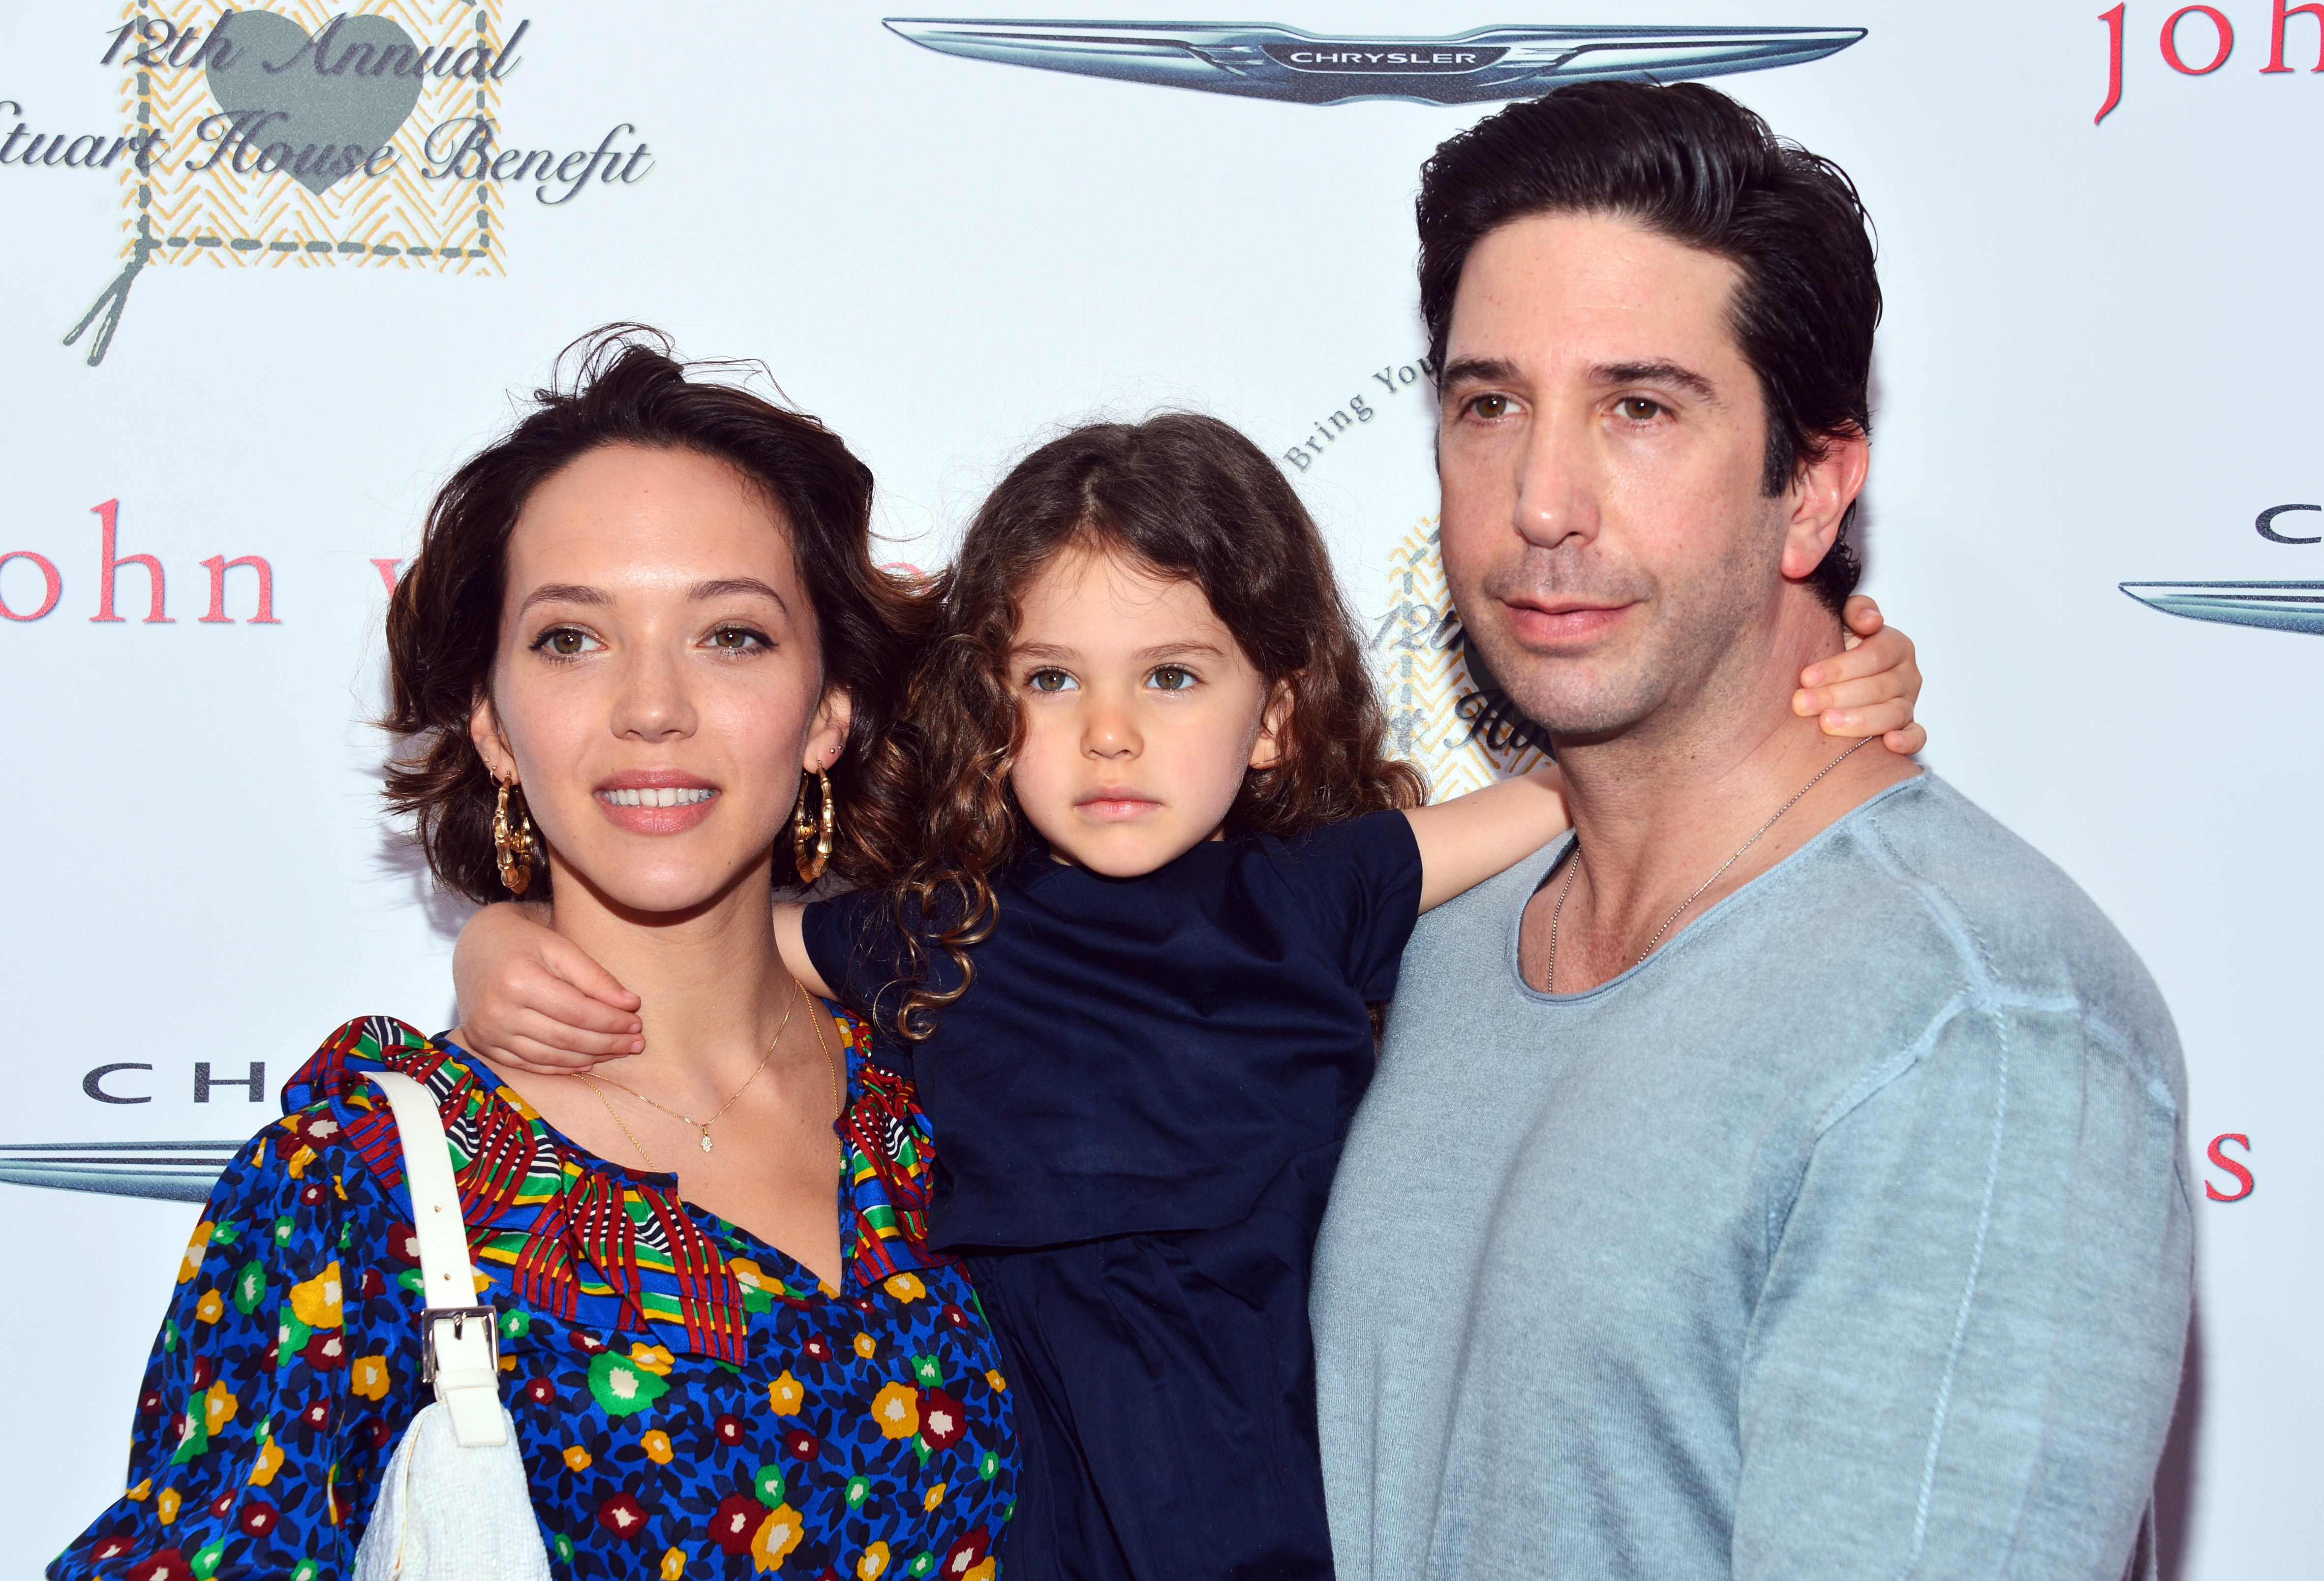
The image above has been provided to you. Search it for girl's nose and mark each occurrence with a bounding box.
[1081,695,1140,759]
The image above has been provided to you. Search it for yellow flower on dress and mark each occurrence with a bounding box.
[630,1342,675,1376]
[752,1504,805,1572]
[871,1381,919,1439]
[126,1478,152,1501]
[883,1272,926,1302]
[730,1257,767,1295]
[962,1563,996,1581]
[289,1262,343,1329]
[352,1356,391,1401]
[852,1333,877,1360]
[563,1445,592,1472]
[923,1483,946,1512]
[642,1430,673,1465]
[203,1381,238,1436]
[660,1548,687,1580]
[985,1370,1006,1391]
[767,1369,805,1416]
[157,1487,182,1525]
[283,1144,316,1179]
[195,1290,225,1325]
[248,1439,285,1487]
[178,1222,213,1284]
[856,1541,892,1580]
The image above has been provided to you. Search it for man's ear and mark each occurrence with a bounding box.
[468,689,517,782]
[1248,680,1294,771]
[804,686,853,773]
[1778,426,1870,583]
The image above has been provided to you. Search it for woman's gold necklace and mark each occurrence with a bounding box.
[1545,734,1875,992]
[578,978,843,1171]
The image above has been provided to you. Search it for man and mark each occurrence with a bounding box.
[1310,82,2190,1579]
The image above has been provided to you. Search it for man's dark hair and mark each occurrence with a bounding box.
[1417,80,1880,609]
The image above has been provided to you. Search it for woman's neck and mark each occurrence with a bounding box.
[545,853,794,1101]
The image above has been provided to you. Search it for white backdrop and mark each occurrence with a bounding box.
[3,2,2316,1574]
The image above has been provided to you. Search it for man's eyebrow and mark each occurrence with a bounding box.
[1438,356,1520,388]
[517,583,611,615]
[1592,360,1718,402]
[691,576,789,615]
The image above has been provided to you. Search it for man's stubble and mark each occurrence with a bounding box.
[1459,516,1783,752]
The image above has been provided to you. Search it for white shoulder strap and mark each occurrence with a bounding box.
[364,1070,508,1448]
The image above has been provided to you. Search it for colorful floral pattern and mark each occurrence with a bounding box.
[49,1013,1016,1579]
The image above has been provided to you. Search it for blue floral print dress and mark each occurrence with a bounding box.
[49,1012,1018,1581]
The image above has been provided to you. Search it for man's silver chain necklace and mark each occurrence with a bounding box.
[1544,734,1877,993]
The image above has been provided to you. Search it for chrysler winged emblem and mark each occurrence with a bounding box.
[0,1139,243,1202]
[883,20,1867,105]
[2119,582,2324,637]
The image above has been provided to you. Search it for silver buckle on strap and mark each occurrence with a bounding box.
[419,1305,500,1382]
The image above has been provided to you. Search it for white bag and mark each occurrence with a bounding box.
[352,1070,552,1581]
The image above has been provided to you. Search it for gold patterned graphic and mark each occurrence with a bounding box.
[71,0,508,363]
[1372,515,1549,801]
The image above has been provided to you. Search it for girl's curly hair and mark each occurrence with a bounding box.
[858,412,1425,1041]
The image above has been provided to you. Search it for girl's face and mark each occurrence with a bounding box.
[1007,546,1285,877]
[469,444,850,918]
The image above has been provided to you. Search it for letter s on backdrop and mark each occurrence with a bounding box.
[2205,1132,2256,1202]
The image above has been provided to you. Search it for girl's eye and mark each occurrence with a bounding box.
[1616,396,1665,422]
[1026,669,1077,694]
[705,626,769,653]
[534,626,600,658]
[1147,666,1196,692]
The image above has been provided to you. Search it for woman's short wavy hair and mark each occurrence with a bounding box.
[380,325,929,904]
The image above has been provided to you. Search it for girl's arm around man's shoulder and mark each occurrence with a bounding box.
[1403,769,1571,913]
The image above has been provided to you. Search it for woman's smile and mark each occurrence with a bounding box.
[594,771,722,835]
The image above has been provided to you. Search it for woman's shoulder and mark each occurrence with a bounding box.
[274,1014,561,1208]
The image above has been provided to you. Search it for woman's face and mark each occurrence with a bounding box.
[469,444,848,918]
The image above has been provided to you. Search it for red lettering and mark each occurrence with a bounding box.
[0,550,62,621]
[369,558,402,593]
[2162,5,2234,72]
[2264,0,2324,69]
[198,554,278,624]
[2098,4,2127,122]
[2204,1133,2255,1202]
[88,498,171,623]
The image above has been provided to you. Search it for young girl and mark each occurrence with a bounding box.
[456,413,1924,1578]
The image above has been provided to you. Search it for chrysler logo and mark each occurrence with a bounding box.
[2119,582,2324,637]
[0,1140,242,1203]
[883,20,1867,105]
[2121,504,2324,637]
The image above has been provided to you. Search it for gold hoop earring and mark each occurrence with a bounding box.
[492,777,536,897]
[792,766,835,884]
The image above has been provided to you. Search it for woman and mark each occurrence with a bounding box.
[50,329,1017,1581]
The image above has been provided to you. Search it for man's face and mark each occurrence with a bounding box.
[1437,210,1790,742]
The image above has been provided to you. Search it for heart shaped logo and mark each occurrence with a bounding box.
[203,11,426,196]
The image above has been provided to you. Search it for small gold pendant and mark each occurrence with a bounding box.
[699,1135,714,1153]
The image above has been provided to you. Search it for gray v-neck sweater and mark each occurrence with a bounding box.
[1311,774,2190,1580]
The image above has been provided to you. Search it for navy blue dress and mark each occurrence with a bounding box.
[801,810,1423,1581]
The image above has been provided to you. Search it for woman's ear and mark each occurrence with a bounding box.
[1248,680,1294,771]
[804,686,854,772]
[468,690,517,782]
